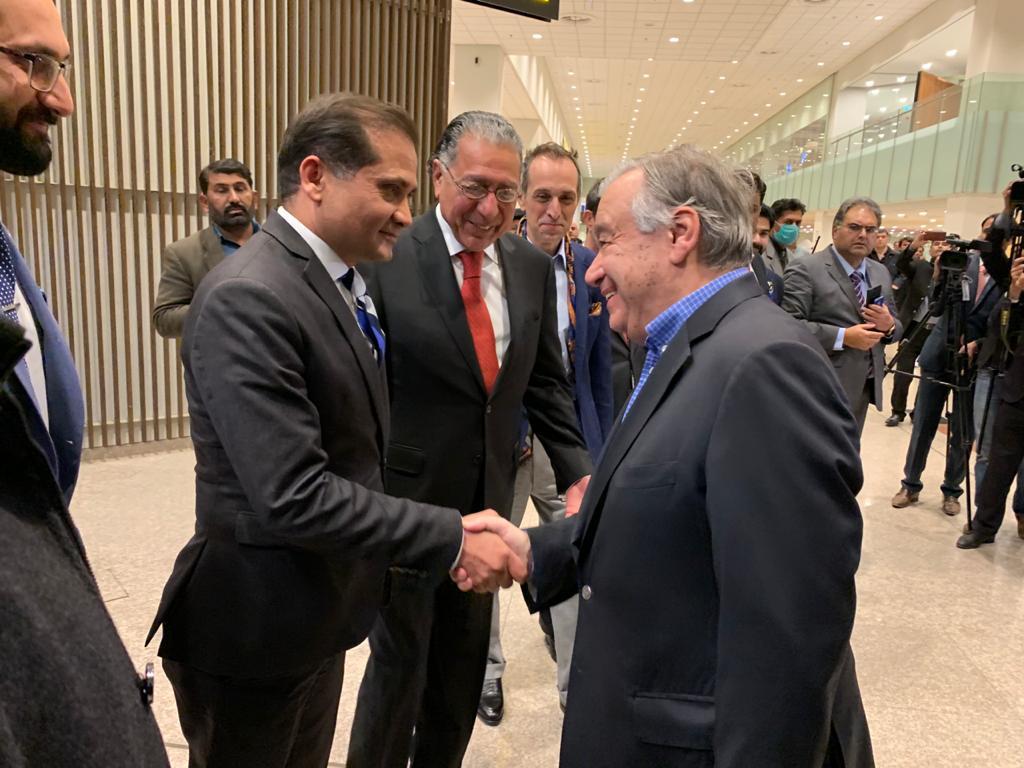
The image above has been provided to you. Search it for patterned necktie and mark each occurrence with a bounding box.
[1,227,21,324]
[458,250,500,393]
[849,269,866,309]
[564,238,577,373]
[339,269,385,365]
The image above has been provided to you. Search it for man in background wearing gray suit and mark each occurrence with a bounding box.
[783,197,901,434]
[152,158,259,338]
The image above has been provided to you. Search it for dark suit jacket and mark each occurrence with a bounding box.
[147,211,463,678]
[567,242,613,456]
[751,252,784,305]
[0,319,168,767]
[918,253,1000,375]
[152,227,226,339]
[363,211,591,520]
[893,247,933,329]
[998,299,1024,403]
[610,332,646,418]
[4,230,84,502]
[782,247,902,412]
[524,275,872,768]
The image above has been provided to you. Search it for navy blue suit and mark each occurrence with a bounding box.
[3,228,84,502]
[569,243,614,456]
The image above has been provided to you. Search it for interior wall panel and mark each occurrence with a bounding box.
[0,0,452,450]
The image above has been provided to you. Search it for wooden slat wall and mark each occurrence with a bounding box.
[0,0,452,449]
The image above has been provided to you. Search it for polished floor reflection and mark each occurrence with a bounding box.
[71,398,1024,767]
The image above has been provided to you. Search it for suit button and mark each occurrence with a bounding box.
[485,405,492,415]
[473,453,482,465]
[581,585,592,600]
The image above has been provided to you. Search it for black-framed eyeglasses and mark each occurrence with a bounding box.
[440,162,518,204]
[842,223,879,236]
[0,46,71,93]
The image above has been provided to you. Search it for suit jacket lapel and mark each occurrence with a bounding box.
[200,226,226,271]
[570,243,591,356]
[575,275,763,551]
[412,214,489,394]
[826,249,862,316]
[262,211,389,432]
[493,235,528,395]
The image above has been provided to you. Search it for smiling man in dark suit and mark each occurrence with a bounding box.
[148,94,518,768]
[457,146,873,768]
[348,112,592,768]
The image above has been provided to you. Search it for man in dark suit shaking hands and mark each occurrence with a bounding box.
[456,146,874,768]
[148,95,519,768]
[348,112,593,767]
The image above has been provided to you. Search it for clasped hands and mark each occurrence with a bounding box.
[450,476,590,593]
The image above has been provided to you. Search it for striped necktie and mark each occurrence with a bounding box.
[339,269,385,364]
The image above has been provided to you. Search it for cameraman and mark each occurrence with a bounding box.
[958,186,1024,548]
[891,218,1003,515]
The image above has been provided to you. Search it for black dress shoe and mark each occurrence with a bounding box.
[885,413,905,427]
[956,531,995,549]
[477,679,504,726]
[543,632,557,663]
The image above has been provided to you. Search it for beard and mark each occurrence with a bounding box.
[210,204,253,229]
[0,104,58,176]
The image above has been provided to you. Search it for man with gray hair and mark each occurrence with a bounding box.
[454,145,873,767]
[348,111,592,767]
[783,197,901,434]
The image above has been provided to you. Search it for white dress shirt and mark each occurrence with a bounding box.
[13,281,49,429]
[434,205,511,365]
[277,207,379,328]
[524,231,571,372]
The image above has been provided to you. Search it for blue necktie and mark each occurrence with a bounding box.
[339,269,385,364]
[849,269,866,308]
[1,227,21,324]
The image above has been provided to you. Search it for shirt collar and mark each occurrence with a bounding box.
[521,224,567,267]
[276,206,363,293]
[211,219,259,247]
[643,268,750,354]
[434,205,499,265]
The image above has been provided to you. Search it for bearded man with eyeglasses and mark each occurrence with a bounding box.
[347,111,592,768]
[783,197,902,434]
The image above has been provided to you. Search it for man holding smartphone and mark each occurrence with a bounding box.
[783,197,901,434]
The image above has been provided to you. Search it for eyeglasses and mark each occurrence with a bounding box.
[0,46,71,93]
[841,223,879,236]
[440,162,518,204]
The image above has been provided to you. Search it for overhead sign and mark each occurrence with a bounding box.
[463,0,559,23]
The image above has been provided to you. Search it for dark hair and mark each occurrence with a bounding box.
[759,203,776,228]
[513,208,526,222]
[277,93,417,199]
[585,177,604,215]
[199,159,253,194]
[770,197,807,219]
[521,142,581,194]
[430,111,522,171]
[981,212,999,229]
[751,172,767,204]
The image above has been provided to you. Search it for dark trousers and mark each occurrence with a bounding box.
[889,321,931,416]
[973,397,1024,537]
[348,574,493,768]
[163,653,344,768]
[901,371,971,497]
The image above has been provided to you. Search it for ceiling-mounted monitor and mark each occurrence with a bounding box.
[462,0,559,23]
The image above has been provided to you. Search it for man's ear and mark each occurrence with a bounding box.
[298,156,327,202]
[198,193,209,214]
[667,206,700,266]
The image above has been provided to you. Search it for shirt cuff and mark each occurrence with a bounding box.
[450,530,465,571]
[834,328,846,351]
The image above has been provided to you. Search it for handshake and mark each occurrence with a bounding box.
[450,512,531,593]
[449,475,590,593]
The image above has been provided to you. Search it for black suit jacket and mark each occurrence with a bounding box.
[363,211,591,518]
[147,211,463,677]
[525,275,873,767]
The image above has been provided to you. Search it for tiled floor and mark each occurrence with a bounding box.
[71,399,1024,767]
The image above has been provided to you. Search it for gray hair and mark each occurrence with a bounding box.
[430,111,523,169]
[604,146,753,270]
[833,197,883,229]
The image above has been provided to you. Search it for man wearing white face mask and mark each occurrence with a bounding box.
[763,197,810,275]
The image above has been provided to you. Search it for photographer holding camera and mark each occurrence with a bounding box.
[958,177,1024,548]
[891,220,1003,516]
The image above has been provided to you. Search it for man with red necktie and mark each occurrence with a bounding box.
[349,111,592,768]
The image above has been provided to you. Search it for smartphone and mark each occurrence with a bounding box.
[922,231,947,242]
[865,285,883,305]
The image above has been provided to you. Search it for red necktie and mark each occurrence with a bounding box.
[458,250,500,393]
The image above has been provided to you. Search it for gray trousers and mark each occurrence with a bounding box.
[485,440,577,708]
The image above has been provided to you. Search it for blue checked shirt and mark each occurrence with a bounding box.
[623,268,749,418]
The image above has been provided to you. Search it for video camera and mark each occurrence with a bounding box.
[1010,163,1024,207]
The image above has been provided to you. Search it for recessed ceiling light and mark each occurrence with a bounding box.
[639,87,646,92]
[946,49,958,57]
[633,108,640,113]
[573,96,579,101]
[719,75,726,80]
[891,87,899,93]
[709,89,716,94]
[817,61,825,66]
[700,100,707,105]
[804,105,811,109]
[693,110,699,115]
[568,71,575,76]
[779,91,787,96]
[753,112,759,117]
[575,106,581,111]
[731,59,739,64]
[532,33,543,40]
[865,80,875,87]
[777,123,782,126]
[842,41,850,46]
[643,73,651,78]
[897,213,906,218]
[570,85,577,90]
[879,107,887,112]
[687,119,692,123]
[870,88,880,95]
[765,103,772,108]
[874,15,884,21]
[648,57,654,62]
[797,78,804,83]
[897,75,908,83]
[743,121,749,125]
[922,62,933,70]
[864,113,870,120]
[899,97,908,103]
[636,99,643,103]
[682,0,695,4]
[669,36,680,43]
